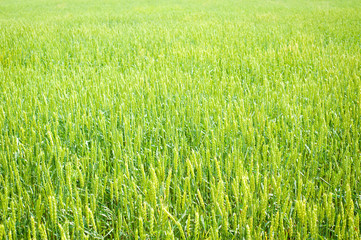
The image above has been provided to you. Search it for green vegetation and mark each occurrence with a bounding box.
[1,0,361,239]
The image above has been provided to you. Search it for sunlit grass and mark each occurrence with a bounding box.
[0,0,360,239]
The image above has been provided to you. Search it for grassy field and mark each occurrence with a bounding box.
[1,0,361,239]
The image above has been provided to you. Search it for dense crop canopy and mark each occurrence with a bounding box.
[0,0,360,239]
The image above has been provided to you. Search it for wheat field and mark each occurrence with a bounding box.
[0,0,361,239]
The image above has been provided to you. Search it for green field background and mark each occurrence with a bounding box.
[0,0,361,239]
